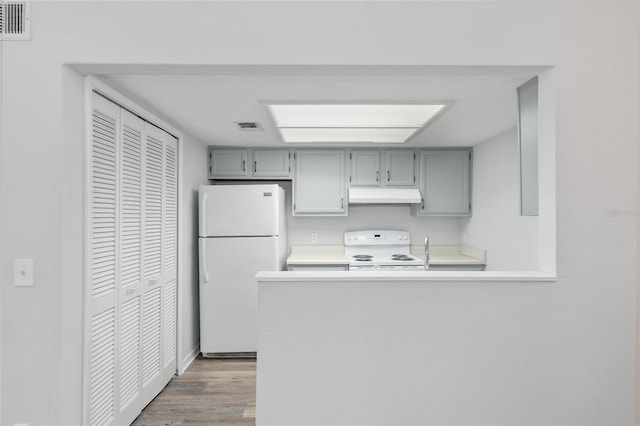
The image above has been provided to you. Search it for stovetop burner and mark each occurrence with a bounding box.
[351,253,421,263]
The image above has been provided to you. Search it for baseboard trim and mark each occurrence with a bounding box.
[178,344,200,375]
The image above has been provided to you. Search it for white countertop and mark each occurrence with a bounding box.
[257,270,557,282]
[286,244,487,267]
[286,245,349,265]
[411,244,487,266]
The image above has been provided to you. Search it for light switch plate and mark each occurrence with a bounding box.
[14,258,34,287]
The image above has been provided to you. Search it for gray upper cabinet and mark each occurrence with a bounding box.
[417,149,471,216]
[209,148,290,179]
[350,150,381,186]
[384,150,416,186]
[252,149,291,178]
[349,149,415,187]
[294,150,346,216]
[209,148,249,178]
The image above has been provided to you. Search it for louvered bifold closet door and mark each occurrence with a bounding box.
[161,134,178,383]
[87,94,120,426]
[86,92,179,426]
[139,123,172,407]
[115,109,145,424]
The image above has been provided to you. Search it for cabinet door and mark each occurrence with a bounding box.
[350,150,380,186]
[253,149,291,178]
[418,150,471,216]
[209,148,249,178]
[384,150,415,186]
[294,150,346,215]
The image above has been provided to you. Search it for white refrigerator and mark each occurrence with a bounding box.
[198,184,286,355]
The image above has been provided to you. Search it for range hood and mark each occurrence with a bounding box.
[348,187,422,204]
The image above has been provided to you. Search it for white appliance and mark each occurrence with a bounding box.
[198,184,286,355]
[344,230,425,270]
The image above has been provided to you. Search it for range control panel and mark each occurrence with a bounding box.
[344,230,411,246]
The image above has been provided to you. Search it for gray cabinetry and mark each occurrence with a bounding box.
[209,148,249,178]
[294,150,346,215]
[350,150,380,186]
[384,150,416,186]
[208,148,290,179]
[417,149,471,216]
[252,149,291,178]
[349,149,415,187]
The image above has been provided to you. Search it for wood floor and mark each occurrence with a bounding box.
[132,356,256,426]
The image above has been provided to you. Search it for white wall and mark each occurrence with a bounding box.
[463,128,539,270]
[0,1,637,425]
[179,133,208,370]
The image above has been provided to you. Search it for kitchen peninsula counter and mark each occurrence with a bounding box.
[255,270,556,426]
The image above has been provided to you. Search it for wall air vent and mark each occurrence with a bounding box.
[0,1,30,40]
[234,122,263,131]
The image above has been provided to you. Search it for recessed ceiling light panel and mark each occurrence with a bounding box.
[266,103,448,144]
[279,128,417,143]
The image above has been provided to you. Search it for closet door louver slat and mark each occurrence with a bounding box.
[120,122,143,290]
[163,279,177,368]
[119,296,141,411]
[90,109,118,301]
[144,135,163,281]
[163,144,177,272]
[89,308,116,426]
[142,287,162,386]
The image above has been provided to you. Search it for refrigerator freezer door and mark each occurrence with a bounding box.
[199,236,280,354]
[199,184,281,237]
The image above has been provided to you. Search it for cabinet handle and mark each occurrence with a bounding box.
[376,170,379,182]
[341,197,344,209]
[387,170,390,182]
[421,198,425,210]
[242,160,246,172]
[254,161,257,173]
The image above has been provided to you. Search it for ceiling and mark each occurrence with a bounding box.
[99,66,538,148]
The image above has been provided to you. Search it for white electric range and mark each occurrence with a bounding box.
[344,230,425,270]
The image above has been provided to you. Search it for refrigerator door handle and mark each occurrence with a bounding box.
[200,191,208,236]
[200,238,210,284]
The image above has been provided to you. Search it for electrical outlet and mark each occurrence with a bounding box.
[14,258,34,287]
[311,233,318,243]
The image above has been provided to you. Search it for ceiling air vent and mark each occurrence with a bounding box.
[234,122,263,131]
[0,1,30,40]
